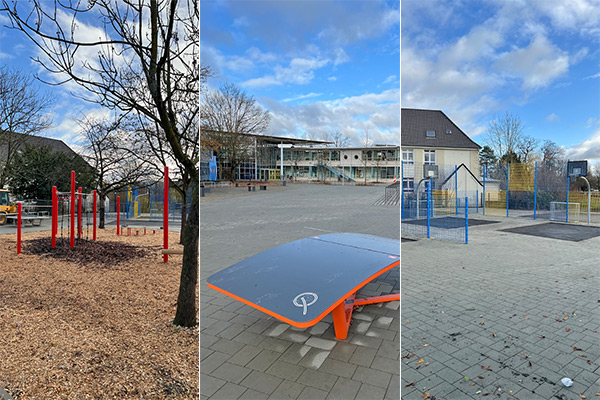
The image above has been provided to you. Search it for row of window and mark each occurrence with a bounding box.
[282,149,400,162]
[402,149,436,165]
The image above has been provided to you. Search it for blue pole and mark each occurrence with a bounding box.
[429,179,433,218]
[401,163,404,219]
[483,164,486,215]
[566,162,570,223]
[506,163,510,217]
[455,165,458,215]
[465,197,469,244]
[476,190,479,214]
[534,162,537,220]
[426,181,430,238]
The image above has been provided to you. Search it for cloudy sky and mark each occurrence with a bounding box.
[402,0,600,164]
[201,0,401,146]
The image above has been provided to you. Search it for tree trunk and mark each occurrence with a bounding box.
[99,193,106,229]
[173,179,198,327]
[179,189,187,244]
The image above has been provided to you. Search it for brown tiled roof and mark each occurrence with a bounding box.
[401,109,481,149]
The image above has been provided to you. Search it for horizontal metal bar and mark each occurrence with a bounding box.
[353,293,400,306]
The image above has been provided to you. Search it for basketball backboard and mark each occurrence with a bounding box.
[567,160,587,178]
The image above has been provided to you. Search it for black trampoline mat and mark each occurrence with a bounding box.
[402,216,500,229]
[500,222,600,242]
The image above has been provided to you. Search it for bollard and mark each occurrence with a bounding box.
[260,185,267,190]
[252,186,256,192]
[201,187,205,197]
[283,181,286,186]
[248,186,252,192]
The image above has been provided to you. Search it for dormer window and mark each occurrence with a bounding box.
[426,130,436,137]
[446,129,452,134]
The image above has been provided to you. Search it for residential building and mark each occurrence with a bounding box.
[401,108,481,196]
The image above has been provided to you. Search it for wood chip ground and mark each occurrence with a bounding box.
[0,228,198,399]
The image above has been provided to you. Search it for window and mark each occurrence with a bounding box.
[354,154,359,160]
[344,154,348,160]
[446,129,452,134]
[402,178,414,193]
[402,149,414,164]
[426,130,436,137]
[424,150,436,165]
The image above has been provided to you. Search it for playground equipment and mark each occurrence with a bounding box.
[51,171,97,249]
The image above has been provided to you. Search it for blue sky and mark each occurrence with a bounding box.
[402,0,600,165]
[201,0,401,146]
[0,11,110,153]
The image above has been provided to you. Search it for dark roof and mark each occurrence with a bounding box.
[202,130,332,145]
[0,131,78,157]
[401,109,481,150]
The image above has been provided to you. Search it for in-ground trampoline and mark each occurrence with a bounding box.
[402,216,500,229]
[500,222,600,242]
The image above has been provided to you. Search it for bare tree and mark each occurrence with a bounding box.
[541,139,565,171]
[486,111,524,159]
[1,0,199,327]
[78,114,157,229]
[0,65,53,187]
[330,130,351,147]
[360,128,372,184]
[201,82,270,181]
[518,135,539,163]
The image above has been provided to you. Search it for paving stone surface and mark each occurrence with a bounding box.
[201,184,400,399]
[402,216,600,399]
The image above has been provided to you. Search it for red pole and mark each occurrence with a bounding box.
[17,202,21,254]
[116,196,120,235]
[78,187,82,239]
[70,171,75,248]
[52,186,57,248]
[163,166,169,262]
[93,190,97,241]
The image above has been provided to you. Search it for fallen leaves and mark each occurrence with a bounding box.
[405,382,414,387]
[481,365,492,371]
[422,344,430,347]
[416,358,425,364]
[573,346,583,351]
[422,393,430,399]
[566,328,571,332]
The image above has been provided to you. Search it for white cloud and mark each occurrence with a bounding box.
[495,35,569,90]
[586,118,596,128]
[282,92,322,102]
[382,75,397,85]
[242,57,329,88]
[333,48,350,66]
[545,113,560,122]
[327,76,337,81]
[564,129,600,164]
[585,72,600,79]
[201,44,256,74]
[247,47,278,64]
[262,89,399,145]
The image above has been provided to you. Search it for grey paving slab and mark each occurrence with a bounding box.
[325,377,361,400]
[201,184,400,400]
[402,216,600,399]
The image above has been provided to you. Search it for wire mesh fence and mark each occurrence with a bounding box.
[106,181,192,224]
[482,161,600,224]
[401,180,470,244]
